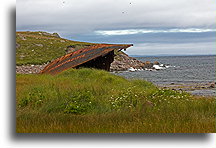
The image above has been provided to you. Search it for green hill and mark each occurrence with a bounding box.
[16,31,95,65]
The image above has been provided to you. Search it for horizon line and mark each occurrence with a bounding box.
[128,54,216,57]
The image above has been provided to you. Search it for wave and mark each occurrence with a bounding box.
[128,64,178,72]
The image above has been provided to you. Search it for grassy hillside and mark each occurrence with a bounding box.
[16,31,94,65]
[16,68,215,133]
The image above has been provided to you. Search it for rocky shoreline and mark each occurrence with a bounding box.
[110,51,161,72]
[16,52,215,97]
[16,51,159,74]
[157,82,215,96]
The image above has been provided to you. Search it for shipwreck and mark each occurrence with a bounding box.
[40,44,133,75]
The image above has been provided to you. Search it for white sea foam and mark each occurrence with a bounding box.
[153,65,165,70]
[128,67,136,72]
[128,63,176,72]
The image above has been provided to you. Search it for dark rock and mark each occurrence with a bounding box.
[143,62,153,69]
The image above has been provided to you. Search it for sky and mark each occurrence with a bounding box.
[16,0,216,56]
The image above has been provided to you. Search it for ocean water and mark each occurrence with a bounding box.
[114,55,216,96]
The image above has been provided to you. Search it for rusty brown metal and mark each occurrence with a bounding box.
[40,44,133,75]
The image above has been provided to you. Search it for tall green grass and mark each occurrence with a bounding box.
[16,68,215,133]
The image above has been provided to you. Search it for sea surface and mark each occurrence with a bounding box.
[114,55,216,96]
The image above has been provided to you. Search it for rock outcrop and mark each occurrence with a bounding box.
[110,51,158,72]
[110,52,144,71]
[38,32,61,38]
[16,64,48,74]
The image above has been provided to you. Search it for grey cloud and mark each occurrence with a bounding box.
[125,42,216,56]
[16,0,216,55]
[17,0,216,35]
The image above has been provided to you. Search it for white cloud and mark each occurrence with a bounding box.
[95,28,216,36]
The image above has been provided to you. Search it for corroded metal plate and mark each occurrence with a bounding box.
[40,44,133,75]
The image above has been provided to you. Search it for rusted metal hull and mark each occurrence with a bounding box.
[40,44,133,75]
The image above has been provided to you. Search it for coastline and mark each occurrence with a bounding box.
[156,82,215,96]
[114,55,216,97]
[16,32,215,97]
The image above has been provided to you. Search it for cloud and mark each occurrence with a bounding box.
[16,0,216,55]
[16,0,216,35]
[95,28,216,36]
[125,42,216,56]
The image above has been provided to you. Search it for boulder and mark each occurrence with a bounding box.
[52,33,60,38]
[110,52,158,71]
[208,83,215,88]
[35,44,43,47]
[143,62,153,69]
[65,45,76,53]
[145,61,151,65]
[153,61,160,65]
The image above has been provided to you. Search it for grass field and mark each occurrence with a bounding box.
[16,31,94,65]
[16,68,215,133]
